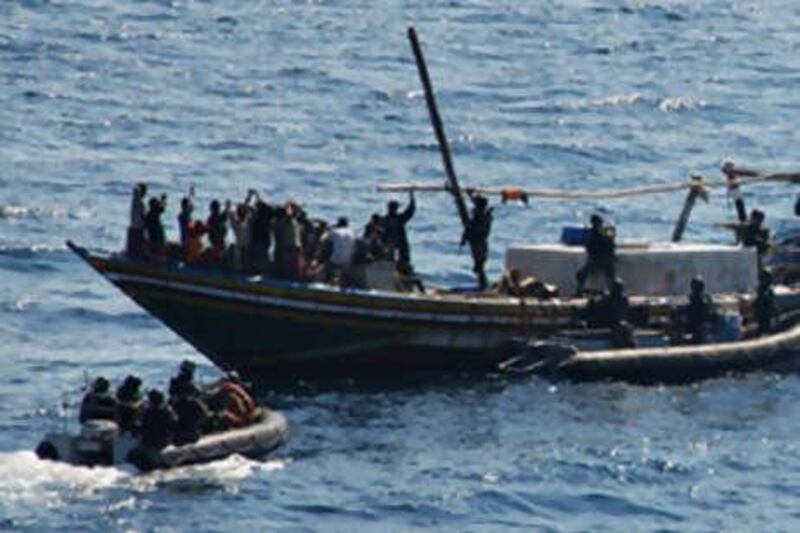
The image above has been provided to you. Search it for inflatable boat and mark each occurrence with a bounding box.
[35,408,289,471]
[501,318,800,383]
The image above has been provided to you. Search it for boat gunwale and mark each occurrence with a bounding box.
[74,244,751,319]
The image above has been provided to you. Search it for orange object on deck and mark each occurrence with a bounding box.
[501,188,529,204]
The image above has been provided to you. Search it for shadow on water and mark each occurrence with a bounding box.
[249,366,515,399]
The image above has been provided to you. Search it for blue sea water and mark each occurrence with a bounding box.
[2,0,800,530]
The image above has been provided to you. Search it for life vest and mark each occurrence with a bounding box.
[213,382,256,428]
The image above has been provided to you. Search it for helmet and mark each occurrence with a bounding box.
[690,276,705,292]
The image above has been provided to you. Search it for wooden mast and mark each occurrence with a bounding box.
[407,27,471,231]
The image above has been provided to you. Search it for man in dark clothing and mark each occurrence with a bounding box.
[575,214,616,295]
[383,191,416,269]
[755,269,775,336]
[249,199,274,273]
[178,195,194,248]
[206,199,229,260]
[741,209,770,256]
[140,389,177,450]
[127,182,148,259]
[460,193,493,290]
[172,382,211,446]
[363,213,388,261]
[600,279,635,348]
[144,195,167,256]
[79,377,118,423]
[682,276,716,344]
[603,278,629,328]
[273,202,305,280]
[115,375,144,434]
[169,359,200,403]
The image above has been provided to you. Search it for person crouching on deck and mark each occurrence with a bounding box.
[575,214,616,295]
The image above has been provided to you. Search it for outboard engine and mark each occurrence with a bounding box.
[75,419,119,466]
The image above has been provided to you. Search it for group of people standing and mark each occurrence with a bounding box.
[125,183,427,287]
[79,361,259,449]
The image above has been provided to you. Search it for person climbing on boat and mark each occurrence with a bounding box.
[127,183,148,259]
[461,192,493,291]
[144,194,167,257]
[755,269,775,336]
[172,380,212,446]
[383,191,416,270]
[115,375,144,434]
[575,214,616,295]
[682,276,717,345]
[210,371,258,429]
[140,389,176,450]
[206,199,230,262]
[79,377,118,424]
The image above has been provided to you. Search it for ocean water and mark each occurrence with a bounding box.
[2,0,800,530]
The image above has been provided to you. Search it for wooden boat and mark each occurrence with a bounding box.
[35,408,289,471]
[66,240,792,378]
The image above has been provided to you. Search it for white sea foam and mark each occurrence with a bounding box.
[0,451,127,509]
[658,96,706,112]
[588,92,644,108]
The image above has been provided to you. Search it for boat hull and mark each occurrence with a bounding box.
[69,243,774,379]
[36,411,289,471]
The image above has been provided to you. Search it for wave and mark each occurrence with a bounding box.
[0,450,279,511]
[500,93,706,114]
[0,205,69,220]
[658,96,707,112]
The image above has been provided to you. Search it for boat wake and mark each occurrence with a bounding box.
[0,450,288,509]
[0,451,125,509]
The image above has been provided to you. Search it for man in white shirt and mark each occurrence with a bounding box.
[329,217,356,271]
